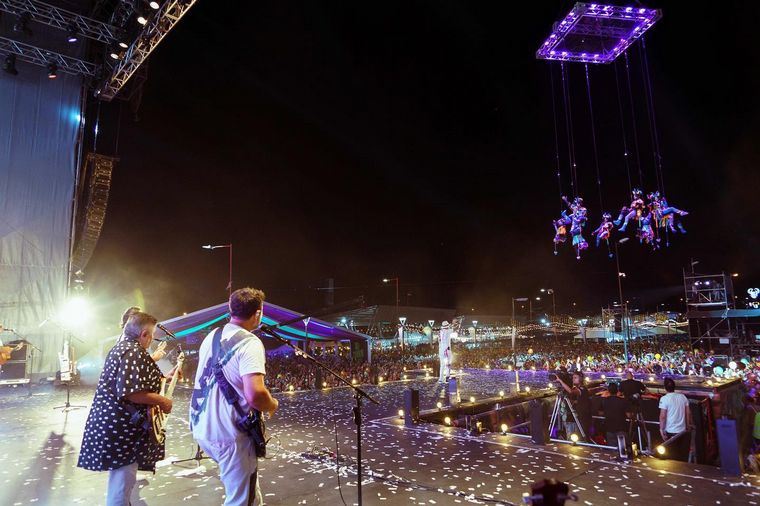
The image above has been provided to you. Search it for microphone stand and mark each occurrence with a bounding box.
[258,318,379,506]
[156,324,212,468]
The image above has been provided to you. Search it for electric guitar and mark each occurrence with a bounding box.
[150,350,185,445]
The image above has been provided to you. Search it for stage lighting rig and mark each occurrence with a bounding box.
[46,62,57,79]
[0,36,97,76]
[3,53,18,75]
[0,0,122,44]
[14,11,32,35]
[95,0,200,100]
[66,23,78,43]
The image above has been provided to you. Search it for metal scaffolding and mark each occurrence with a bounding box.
[0,35,97,76]
[95,0,199,100]
[0,0,120,44]
[0,0,200,100]
[684,270,737,350]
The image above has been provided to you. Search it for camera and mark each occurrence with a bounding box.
[550,370,572,385]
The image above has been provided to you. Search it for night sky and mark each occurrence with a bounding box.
[85,1,760,323]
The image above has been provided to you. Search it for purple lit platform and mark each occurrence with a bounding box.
[536,3,662,64]
[0,369,757,505]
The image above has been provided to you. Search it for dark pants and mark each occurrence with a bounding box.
[666,432,690,461]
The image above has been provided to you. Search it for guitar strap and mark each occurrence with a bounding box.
[210,330,263,432]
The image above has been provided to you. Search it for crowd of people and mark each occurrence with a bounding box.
[262,334,756,392]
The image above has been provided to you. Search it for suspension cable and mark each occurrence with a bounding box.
[560,62,579,198]
[639,37,666,196]
[584,63,604,211]
[613,59,633,196]
[623,51,644,190]
[549,63,564,211]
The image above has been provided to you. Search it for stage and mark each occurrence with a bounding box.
[1,370,758,506]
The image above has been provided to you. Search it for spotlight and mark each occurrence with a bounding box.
[58,296,92,328]
[322,381,327,388]
[137,7,148,25]
[569,433,579,444]
[351,378,357,385]
[501,423,508,434]
[288,385,294,392]
[110,48,123,60]
[403,374,408,380]
[66,23,79,43]
[47,63,58,79]
[149,1,160,9]
[656,445,666,456]
[3,54,19,76]
[436,402,442,409]
[601,374,606,380]
[444,416,451,425]
[469,396,475,403]
[398,409,404,419]
[118,40,129,49]
[378,376,383,383]
[499,390,505,397]
[14,12,32,36]
[525,386,531,393]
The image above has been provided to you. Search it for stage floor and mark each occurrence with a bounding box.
[0,370,758,506]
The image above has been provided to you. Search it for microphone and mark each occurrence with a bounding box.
[157,323,179,340]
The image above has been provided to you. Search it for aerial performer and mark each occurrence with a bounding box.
[648,191,688,234]
[569,204,588,259]
[636,211,657,248]
[592,213,614,248]
[552,212,571,254]
[438,321,452,383]
[614,188,645,232]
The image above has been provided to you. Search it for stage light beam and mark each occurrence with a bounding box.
[58,297,92,328]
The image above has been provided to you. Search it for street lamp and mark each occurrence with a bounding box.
[202,243,233,298]
[383,277,400,322]
[614,238,630,366]
[541,288,556,317]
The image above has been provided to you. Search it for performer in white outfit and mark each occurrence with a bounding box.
[438,321,452,383]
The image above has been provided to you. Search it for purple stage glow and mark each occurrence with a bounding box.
[536,2,662,64]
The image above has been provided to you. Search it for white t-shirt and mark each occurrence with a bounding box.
[191,323,266,443]
[659,392,689,434]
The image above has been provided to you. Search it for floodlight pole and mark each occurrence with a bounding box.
[202,243,233,298]
[615,239,630,366]
[383,277,400,348]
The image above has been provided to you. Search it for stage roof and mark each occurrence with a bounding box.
[157,301,369,345]
[321,305,457,328]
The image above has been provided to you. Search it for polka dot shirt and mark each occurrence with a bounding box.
[77,339,164,472]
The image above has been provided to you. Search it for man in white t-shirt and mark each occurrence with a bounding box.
[658,377,693,461]
[190,287,278,505]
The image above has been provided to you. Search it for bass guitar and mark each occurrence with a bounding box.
[150,350,185,445]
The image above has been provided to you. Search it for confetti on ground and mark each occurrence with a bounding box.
[0,371,756,505]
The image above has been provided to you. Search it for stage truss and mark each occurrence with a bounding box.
[0,0,200,100]
[536,2,662,64]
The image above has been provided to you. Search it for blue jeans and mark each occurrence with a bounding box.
[106,462,138,506]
